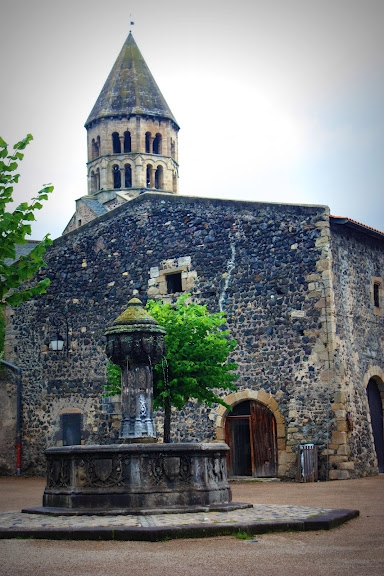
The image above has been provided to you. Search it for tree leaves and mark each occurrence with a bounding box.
[0,134,53,309]
[146,293,238,412]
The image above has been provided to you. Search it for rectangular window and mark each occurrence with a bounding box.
[372,277,383,316]
[374,283,380,308]
[166,272,182,294]
[62,413,82,445]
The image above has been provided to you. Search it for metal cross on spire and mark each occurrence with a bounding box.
[129,12,135,31]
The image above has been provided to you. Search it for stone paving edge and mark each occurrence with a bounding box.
[0,509,359,541]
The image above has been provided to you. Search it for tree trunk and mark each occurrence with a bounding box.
[163,397,171,443]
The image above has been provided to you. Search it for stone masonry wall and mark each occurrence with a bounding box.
[4,193,365,478]
[330,223,384,478]
[0,368,17,474]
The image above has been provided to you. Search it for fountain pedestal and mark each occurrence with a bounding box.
[41,442,236,513]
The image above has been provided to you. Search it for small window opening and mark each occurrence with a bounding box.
[374,283,380,308]
[155,166,163,189]
[166,272,182,294]
[90,170,97,193]
[62,413,82,446]
[124,131,131,153]
[172,173,177,193]
[145,132,151,153]
[171,139,175,158]
[153,133,162,154]
[92,137,100,159]
[96,168,100,191]
[125,164,132,188]
[146,164,153,188]
[113,164,121,188]
[77,219,82,228]
[112,132,121,154]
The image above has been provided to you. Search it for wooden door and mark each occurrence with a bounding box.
[225,400,277,477]
[367,379,384,473]
[250,401,277,477]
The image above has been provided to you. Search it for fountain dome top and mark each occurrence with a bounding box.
[105,298,166,336]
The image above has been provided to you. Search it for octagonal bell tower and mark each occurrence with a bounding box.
[85,32,179,204]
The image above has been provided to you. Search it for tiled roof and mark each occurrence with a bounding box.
[330,215,384,240]
[83,198,109,216]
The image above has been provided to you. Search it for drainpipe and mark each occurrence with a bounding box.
[1,359,22,476]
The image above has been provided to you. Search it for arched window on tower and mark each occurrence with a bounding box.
[146,164,153,188]
[112,132,121,154]
[145,132,151,153]
[153,133,162,154]
[91,170,97,193]
[170,138,175,159]
[96,167,100,191]
[125,164,132,188]
[124,131,131,153]
[155,166,163,190]
[113,164,121,188]
[172,173,177,193]
[92,138,100,159]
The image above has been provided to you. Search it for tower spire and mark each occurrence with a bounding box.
[84,31,179,201]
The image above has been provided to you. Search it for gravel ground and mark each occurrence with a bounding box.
[0,475,383,576]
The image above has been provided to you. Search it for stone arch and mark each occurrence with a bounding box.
[363,365,384,390]
[216,389,287,477]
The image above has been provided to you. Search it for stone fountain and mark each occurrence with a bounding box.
[29,299,247,514]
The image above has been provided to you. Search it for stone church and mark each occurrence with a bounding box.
[1,31,383,481]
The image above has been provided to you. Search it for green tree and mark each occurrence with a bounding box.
[147,294,238,442]
[0,134,53,348]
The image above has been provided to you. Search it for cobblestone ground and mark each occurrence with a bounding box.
[0,475,383,576]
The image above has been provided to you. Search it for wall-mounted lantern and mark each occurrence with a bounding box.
[49,312,70,355]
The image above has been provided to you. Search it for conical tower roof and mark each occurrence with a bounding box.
[85,32,178,128]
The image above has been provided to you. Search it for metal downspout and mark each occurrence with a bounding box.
[1,359,22,475]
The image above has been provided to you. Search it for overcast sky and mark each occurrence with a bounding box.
[1,0,383,239]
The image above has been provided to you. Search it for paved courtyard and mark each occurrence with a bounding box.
[0,475,383,575]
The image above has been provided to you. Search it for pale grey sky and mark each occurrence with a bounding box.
[1,0,383,239]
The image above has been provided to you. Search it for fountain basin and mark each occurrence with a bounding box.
[33,443,241,515]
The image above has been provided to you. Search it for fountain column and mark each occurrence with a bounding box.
[104,298,165,442]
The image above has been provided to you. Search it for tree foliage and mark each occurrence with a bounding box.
[0,134,53,309]
[147,294,238,407]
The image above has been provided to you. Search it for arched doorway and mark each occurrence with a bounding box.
[225,400,277,477]
[367,377,384,473]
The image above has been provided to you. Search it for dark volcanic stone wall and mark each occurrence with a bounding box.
[5,194,338,476]
[330,223,384,478]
